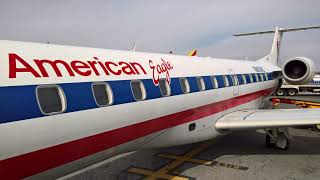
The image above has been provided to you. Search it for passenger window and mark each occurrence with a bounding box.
[265,73,269,80]
[159,79,171,96]
[196,77,205,91]
[92,82,113,106]
[179,78,190,93]
[37,85,66,115]
[211,76,218,88]
[222,75,229,87]
[232,75,238,86]
[249,74,254,83]
[255,74,260,82]
[260,73,264,81]
[130,80,146,101]
[242,74,247,84]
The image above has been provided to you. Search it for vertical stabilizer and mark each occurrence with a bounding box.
[269,27,283,64]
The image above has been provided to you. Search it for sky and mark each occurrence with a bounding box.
[0,0,319,69]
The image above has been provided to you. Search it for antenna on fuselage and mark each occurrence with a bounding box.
[130,41,136,51]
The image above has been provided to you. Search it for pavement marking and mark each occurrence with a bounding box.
[127,140,248,179]
[157,154,248,170]
[128,167,190,180]
[158,153,212,165]
[211,161,248,170]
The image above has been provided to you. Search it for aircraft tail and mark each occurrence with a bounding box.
[233,25,320,65]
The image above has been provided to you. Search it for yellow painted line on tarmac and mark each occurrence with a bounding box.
[127,140,247,179]
[127,141,213,180]
[128,167,154,176]
[144,141,213,180]
[128,167,189,180]
[157,153,212,165]
[157,153,248,170]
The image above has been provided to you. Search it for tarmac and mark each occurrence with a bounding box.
[61,96,320,180]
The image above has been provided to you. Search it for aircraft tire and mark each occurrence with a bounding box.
[288,89,297,96]
[276,89,286,96]
[265,130,275,148]
[275,132,290,150]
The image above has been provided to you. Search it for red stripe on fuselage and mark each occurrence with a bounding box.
[0,88,274,179]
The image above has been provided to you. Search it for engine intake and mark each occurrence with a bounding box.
[282,57,315,85]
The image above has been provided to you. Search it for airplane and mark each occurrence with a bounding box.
[1,25,320,179]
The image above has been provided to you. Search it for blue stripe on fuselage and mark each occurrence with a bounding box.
[0,72,280,124]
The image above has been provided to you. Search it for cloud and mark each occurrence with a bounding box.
[0,0,319,68]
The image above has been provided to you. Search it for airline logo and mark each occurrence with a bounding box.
[8,53,147,78]
[149,58,173,86]
[7,53,174,86]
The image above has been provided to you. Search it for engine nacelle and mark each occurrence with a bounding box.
[282,57,315,85]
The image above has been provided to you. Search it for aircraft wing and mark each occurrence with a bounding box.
[215,109,320,131]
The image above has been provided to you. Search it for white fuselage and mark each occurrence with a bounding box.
[0,40,281,179]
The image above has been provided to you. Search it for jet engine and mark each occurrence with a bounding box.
[282,57,315,85]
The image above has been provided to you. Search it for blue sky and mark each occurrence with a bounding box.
[0,0,319,68]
